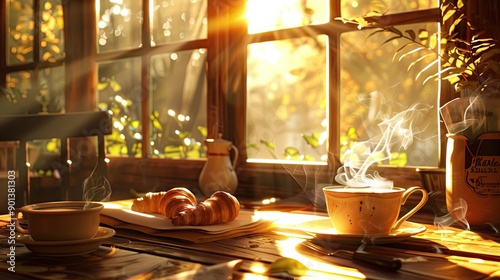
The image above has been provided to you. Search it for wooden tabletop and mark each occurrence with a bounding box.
[1,205,499,279]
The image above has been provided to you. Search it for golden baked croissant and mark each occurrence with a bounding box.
[171,191,240,226]
[131,187,197,218]
[131,188,240,226]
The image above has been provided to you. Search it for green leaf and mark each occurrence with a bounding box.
[130,120,140,129]
[407,53,436,72]
[284,147,300,157]
[416,59,439,81]
[267,258,309,277]
[381,35,403,46]
[97,82,108,91]
[313,131,323,140]
[152,119,162,131]
[386,26,403,36]
[442,9,456,22]
[186,145,201,159]
[260,140,275,149]
[302,133,320,148]
[45,138,59,153]
[163,145,182,156]
[197,126,207,137]
[471,37,496,44]
[107,144,127,155]
[418,29,429,41]
[107,131,125,143]
[429,33,438,49]
[178,131,191,139]
[474,45,494,56]
[449,15,463,36]
[346,127,358,140]
[97,102,109,111]
[405,29,416,40]
[109,79,122,92]
[389,152,407,166]
[398,46,426,62]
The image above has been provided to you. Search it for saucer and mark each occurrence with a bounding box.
[296,218,426,244]
[16,226,116,256]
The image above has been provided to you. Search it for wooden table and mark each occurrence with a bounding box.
[1,204,499,279]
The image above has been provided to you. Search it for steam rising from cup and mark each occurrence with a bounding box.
[440,96,486,140]
[440,79,500,139]
[83,162,111,209]
[335,103,432,189]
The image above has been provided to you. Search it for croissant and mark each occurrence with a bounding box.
[131,187,197,218]
[131,188,240,226]
[171,191,240,226]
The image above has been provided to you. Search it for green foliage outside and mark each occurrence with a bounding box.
[97,77,207,159]
[337,0,500,93]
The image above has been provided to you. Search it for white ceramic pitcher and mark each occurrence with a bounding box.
[198,138,238,197]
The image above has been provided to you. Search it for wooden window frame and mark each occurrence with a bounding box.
[1,0,452,201]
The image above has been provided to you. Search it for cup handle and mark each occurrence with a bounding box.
[392,186,428,231]
[14,209,29,234]
[230,144,239,169]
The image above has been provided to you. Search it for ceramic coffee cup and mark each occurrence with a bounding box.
[323,186,428,235]
[15,201,103,241]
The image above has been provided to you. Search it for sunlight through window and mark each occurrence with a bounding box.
[246,0,328,34]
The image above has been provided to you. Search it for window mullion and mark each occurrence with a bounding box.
[0,0,6,87]
[225,2,246,153]
[33,0,41,65]
[63,0,96,112]
[141,0,151,158]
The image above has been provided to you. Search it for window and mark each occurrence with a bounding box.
[2,0,444,197]
[95,0,207,159]
[243,1,441,170]
[2,0,65,115]
[1,0,65,178]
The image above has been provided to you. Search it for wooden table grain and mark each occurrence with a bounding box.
[1,205,499,279]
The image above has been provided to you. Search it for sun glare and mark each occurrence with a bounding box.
[246,0,324,34]
[245,0,329,34]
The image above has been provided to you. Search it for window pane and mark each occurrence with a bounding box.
[40,0,65,62]
[7,0,34,65]
[97,0,142,52]
[247,36,328,162]
[39,66,65,113]
[339,23,440,167]
[150,49,207,159]
[151,0,207,45]
[341,0,437,17]
[97,58,142,157]
[246,0,329,34]
[3,71,35,114]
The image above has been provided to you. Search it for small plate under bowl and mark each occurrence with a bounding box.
[16,226,116,256]
[297,218,426,244]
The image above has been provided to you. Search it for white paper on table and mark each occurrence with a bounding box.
[100,202,261,232]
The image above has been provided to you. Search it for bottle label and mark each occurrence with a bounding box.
[464,137,500,197]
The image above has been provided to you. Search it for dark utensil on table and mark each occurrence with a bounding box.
[302,241,402,271]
